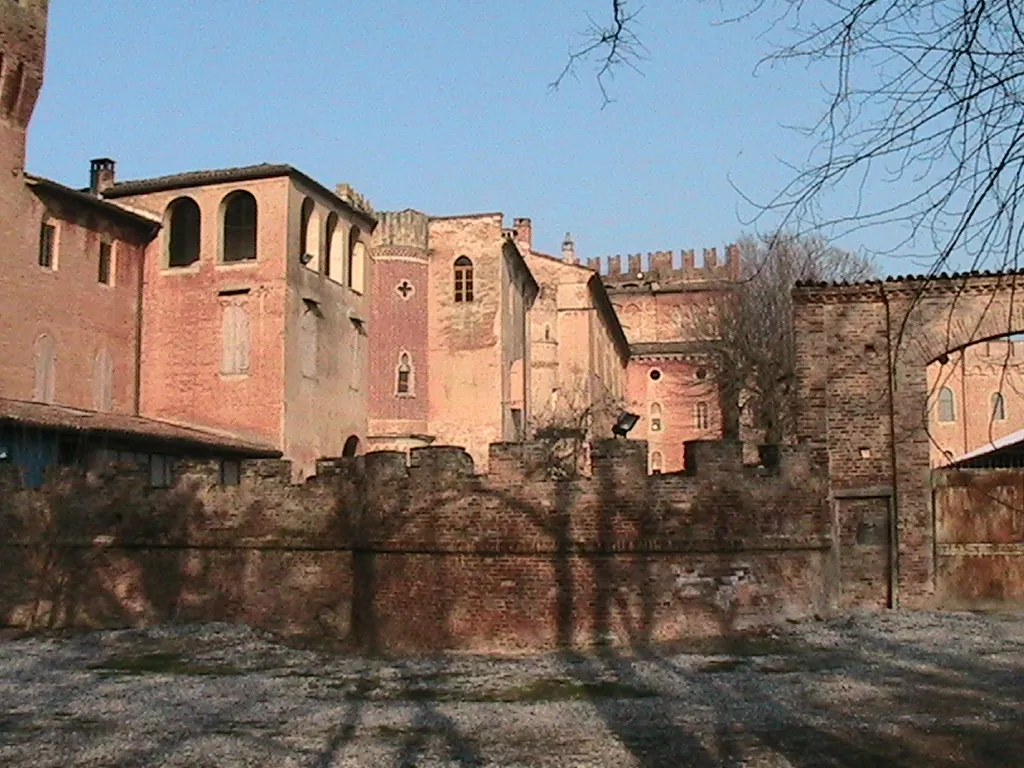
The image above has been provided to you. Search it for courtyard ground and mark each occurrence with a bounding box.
[0,611,1021,767]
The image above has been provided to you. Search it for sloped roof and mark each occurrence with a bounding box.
[24,175,161,233]
[0,398,280,457]
[102,163,377,225]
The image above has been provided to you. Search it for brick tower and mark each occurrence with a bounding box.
[367,210,432,451]
[0,0,46,177]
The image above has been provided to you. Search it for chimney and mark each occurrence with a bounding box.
[89,158,116,195]
[562,232,577,265]
[512,217,532,252]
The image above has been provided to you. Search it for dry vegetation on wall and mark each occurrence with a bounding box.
[0,441,834,653]
[529,384,624,479]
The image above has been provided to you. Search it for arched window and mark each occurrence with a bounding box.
[300,306,318,379]
[938,387,956,423]
[33,333,55,403]
[454,256,474,302]
[299,197,314,256]
[222,191,257,262]
[396,352,413,395]
[650,402,662,432]
[992,392,1006,421]
[347,226,365,293]
[650,451,663,475]
[325,212,341,280]
[166,197,200,267]
[92,348,113,411]
[300,199,320,271]
[342,435,360,457]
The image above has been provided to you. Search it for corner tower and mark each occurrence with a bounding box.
[0,0,47,175]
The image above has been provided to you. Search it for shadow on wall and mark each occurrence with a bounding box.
[0,438,832,654]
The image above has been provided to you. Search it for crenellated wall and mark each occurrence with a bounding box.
[0,438,835,653]
[593,245,741,287]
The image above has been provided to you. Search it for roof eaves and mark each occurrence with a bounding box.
[25,175,162,233]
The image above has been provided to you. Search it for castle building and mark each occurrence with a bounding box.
[368,209,537,470]
[99,164,376,479]
[928,338,1024,466]
[0,1,279,486]
[597,247,741,473]
[521,228,629,438]
[0,0,758,484]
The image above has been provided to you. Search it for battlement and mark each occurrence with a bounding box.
[588,244,741,288]
[373,209,429,249]
[335,183,375,218]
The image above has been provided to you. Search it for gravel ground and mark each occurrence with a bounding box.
[1,611,1022,767]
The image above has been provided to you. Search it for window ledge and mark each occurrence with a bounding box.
[216,260,258,270]
[161,265,201,276]
[395,392,416,399]
[220,372,250,381]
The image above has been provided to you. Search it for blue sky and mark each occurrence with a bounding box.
[28,1,924,274]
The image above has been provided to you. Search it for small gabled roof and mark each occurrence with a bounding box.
[24,174,161,234]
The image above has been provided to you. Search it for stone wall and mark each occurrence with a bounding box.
[0,438,834,653]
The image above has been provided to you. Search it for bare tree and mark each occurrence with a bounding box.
[531,377,625,478]
[696,232,875,444]
[565,1,1024,273]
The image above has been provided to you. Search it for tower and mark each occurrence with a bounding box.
[0,0,47,175]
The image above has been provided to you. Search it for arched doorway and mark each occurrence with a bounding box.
[342,435,359,457]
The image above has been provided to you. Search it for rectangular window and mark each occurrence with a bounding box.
[221,303,251,375]
[221,459,241,487]
[695,402,710,430]
[150,454,174,488]
[511,408,524,440]
[39,223,55,268]
[98,241,112,284]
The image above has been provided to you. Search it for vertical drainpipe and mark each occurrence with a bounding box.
[881,285,900,608]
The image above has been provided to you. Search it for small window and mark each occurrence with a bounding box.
[325,212,339,279]
[649,369,662,381]
[511,408,524,440]
[300,306,318,379]
[299,197,314,257]
[696,368,707,381]
[650,451,663,475]
[98,241,113,284]
[33,333,55,404]
[348,227,365,293]
[396,352,412,395]
[221,459,241,487]
[650,402,662,432]
[992,392,1006,421]
[695,401,710,430]
[938,387,956,423]
[39,221,55,268]
[454,256,474,302]
[222,191,258,262]
[167,197,201,267]
[150,454,173,488]
[221,304,251,375]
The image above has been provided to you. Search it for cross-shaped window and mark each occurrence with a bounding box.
[396,280,414,299]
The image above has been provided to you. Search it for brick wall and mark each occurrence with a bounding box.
[0,438,834,653]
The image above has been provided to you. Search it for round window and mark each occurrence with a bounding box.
[649,369,662,381]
